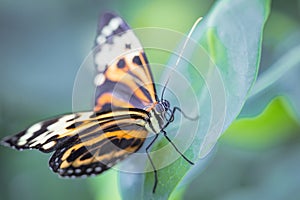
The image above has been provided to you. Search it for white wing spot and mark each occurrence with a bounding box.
[96,35,106,45]
[102,26,112,36]
[67,169,73,174]
[86,168,93,173]
[95,166,102,172]
[28,113,79,147]
[75,169,81,174]
[109,17,122,30]
[94,73,106,86]
[27,123,42,134]
[42,141,56,150]
[47,115,75,132]
[18,123,42,146]
[77,112,94,121]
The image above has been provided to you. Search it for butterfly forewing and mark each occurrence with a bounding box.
[2,109,149,177]
[93,12,158,112]
[1,113,85,153]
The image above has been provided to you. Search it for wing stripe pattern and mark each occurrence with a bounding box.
[94,52,157,111]
[1,109,148,152]
[2,109,149,177]
[50,126,147,177]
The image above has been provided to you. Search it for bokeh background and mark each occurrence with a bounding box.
[0,0,299,199]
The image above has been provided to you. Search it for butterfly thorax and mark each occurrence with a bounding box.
[145,99,170,134]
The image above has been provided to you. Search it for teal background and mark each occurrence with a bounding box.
[1,0,300,199]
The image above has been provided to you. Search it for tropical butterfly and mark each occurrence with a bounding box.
[1,12,198,193]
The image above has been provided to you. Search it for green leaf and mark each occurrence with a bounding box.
[223,97,299,149]
[119,0,270,199]
[240,44,300,120]
[88,170,121,200]
[239,9,300,121]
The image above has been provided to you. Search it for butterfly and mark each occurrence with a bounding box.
[1,12,197,193]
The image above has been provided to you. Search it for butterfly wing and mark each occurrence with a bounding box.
[93,12,158,112]
[1,109,149,177]
[1,13,156,178]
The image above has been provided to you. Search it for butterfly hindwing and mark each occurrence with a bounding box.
[93,12,158,112]
[49,122,148,177]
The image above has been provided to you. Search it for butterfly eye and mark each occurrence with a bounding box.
[162,100,170,110]
[154,103,165,113]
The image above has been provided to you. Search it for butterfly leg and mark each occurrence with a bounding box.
[172,106,199,121]
[146,134,159,193]
[163,106,199,130]
[161,130,194,165]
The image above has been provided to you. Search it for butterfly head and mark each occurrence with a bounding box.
[154,99,170,114]
[162,99,170,111]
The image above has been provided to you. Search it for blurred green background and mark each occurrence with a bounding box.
[0,0,300,199]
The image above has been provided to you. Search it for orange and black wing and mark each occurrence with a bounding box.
[1,109,149,177]
[1,13,155,178]
[93,12,158,112]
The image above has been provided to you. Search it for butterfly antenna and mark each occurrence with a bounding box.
[161,17,203,100]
